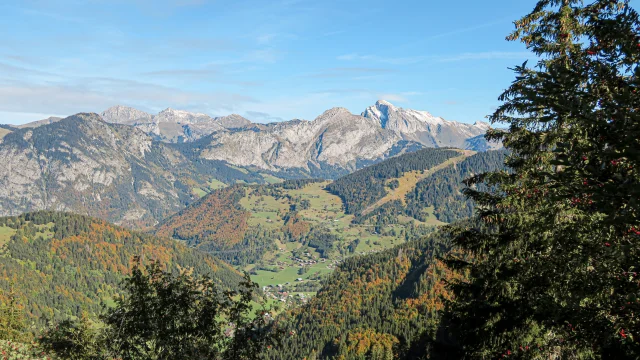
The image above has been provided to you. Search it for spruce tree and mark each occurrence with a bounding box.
[442,0,640,358]
[0,288,27,342]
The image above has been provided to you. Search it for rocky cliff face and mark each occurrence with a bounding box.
[100,105,152,125]
[0,113,236,228]
[187,101,497,175]
[213,114,252,129]
[197,108,394,170]
[361,100,491,148]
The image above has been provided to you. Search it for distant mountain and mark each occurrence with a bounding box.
[362,100,491,149]
[0,113,267,228]
[18,116,63,128]
[214,113,253,129]
[100,106,251,143]
[0,211,244,323]
[0,124,15,140]
[0,102,501,226]
[100,105,152,125]
[180,101,498,177]
[4,101,498,178]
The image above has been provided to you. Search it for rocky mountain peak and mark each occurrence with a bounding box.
[155,108,214,124]
[214,114,252,129]
[315,107,352,122]
[375,99,396,108]
[73,112,106,124]
[473,121,491,129]
[101,106,151,125]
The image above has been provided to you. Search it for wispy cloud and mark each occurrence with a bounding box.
[337,51,530,65]
[320,30,345,37]
[141,68,218,78]
[172,0,208,6]
[337,53,429,65]
[378,93,410,103]
[19,8,86,24]
[306,67,395,79]
[310,89,421,104]
[437,51,531,62]
[390,16,518,52]
[256,34,278,44]
[0,72,258,118]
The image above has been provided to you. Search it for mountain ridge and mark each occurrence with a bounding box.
[179,100,499,175]
[0,113,267,227]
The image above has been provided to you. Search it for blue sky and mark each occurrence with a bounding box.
[0,0,537,125]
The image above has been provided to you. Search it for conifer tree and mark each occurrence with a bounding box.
[0,288,27,342]
[442,0,640,358]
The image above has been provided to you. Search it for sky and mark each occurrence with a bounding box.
[0,0,538,125]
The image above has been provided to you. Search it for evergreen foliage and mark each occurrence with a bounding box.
[326,148,461,215]
[0,289,29,343]
[269,227,458,359]
[441,1,640,358]
[405,150,508,223]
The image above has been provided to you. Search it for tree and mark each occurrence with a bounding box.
[40,259,281,360]
[441,0,640,359]
[0,287,28,342]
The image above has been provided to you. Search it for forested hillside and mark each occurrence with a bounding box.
[153,149,506,302]
[326,148,462,215]
[355,150,509,225]
[0,211,244,324]
[270,225,460,359]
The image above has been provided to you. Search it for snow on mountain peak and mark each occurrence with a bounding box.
[375,99,395,107]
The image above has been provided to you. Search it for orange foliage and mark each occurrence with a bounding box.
[282,212,311,240]
[155,186,250,248]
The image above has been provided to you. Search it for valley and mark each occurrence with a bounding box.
[155,148,508,305]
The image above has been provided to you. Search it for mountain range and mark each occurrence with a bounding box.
[0,113,265,227]
[13,100,498,168]
[0,101,500,227]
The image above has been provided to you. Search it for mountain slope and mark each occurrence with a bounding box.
[270,226,458,359]
[191,107,411,176]
[325,148,464,215]
[327,148,508,224]
[0,211,244,323]
[0,113,266,228]
[5,101,498,179]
